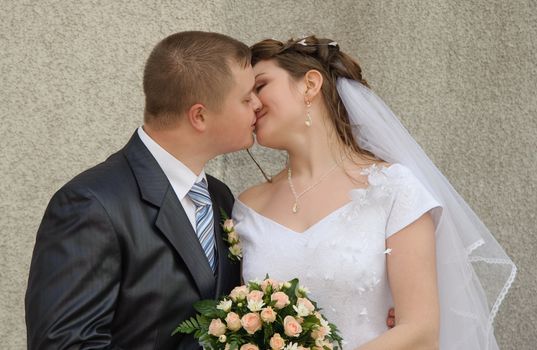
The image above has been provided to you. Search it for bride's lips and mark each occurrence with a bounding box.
[255,111,267,123]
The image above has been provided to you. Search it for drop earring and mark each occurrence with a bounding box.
[305,99,312,127]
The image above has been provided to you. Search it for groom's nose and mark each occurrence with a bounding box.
[251,93,262,112]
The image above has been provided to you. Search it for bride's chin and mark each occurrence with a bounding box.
[254,130,273,148]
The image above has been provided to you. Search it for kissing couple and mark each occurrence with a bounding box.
[26,31,515,350]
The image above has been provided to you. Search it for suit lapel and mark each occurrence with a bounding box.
[209,186,241,299]
[212,197,228,298]
[155,188,216,299]
[123,131,215,299]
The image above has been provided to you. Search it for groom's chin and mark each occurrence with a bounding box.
[222,137,255,154]
[240,134,256,150]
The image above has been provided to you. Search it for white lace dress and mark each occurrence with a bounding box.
[232,164,442,349]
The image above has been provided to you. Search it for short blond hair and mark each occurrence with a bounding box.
[143,31,251,127]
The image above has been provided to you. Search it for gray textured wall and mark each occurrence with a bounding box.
[1,1,535,349]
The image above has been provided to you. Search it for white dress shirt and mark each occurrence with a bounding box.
[137,126,206,230]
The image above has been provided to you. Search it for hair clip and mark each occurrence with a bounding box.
[296,39,338,47]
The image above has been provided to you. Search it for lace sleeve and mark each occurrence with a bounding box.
[385,165,442,238]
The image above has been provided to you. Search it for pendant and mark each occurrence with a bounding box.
[292,202,299,213]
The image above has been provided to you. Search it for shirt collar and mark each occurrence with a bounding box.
[137,126,206,200]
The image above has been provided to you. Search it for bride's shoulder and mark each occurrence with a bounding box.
[345,160,419,187]
[238,169,286,209]
[344,160,392,178]
[238,182,269,205]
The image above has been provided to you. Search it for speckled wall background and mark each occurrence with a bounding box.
[1,1,535,349]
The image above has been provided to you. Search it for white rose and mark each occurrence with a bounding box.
[227,230,239,243]
[229,244,242,257]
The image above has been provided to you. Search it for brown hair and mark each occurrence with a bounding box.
[251,36,377,160]
[143,31,251,127]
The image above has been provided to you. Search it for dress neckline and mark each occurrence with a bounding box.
[234,199,355,235]
[234,163,400,235]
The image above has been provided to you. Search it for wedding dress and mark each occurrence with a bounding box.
[234,163,442,349]
[233,78,515,349]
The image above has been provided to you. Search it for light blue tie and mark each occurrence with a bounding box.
[187,179,216,272]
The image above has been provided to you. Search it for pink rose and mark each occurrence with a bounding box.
[241,312,262,334]
[311,329,322,340]
[247,290,264,303]
[311,325,329,340]
[261,278,279,292]
[260,306,277,323]
[223,219,234,232]
[297,347,310,350]
[208,318,226,337]
[314,339,333,349]
[283,315,302,337]
[225,312,242,331]
[269,333,285,350]
[230,285,249,301]
[240,344,259,350]
[271,292,290,309]
[319,326,330,338]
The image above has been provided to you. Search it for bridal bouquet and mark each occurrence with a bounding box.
[174,277,342,350]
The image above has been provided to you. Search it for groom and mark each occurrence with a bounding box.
[25,31,261,349]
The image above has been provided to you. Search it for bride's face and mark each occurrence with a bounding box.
[253,60,306,149]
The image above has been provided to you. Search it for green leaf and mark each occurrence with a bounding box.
[196,314,210,328]
[263,323,273,344]
[172,316,201,335]
[193,299,219,315]
[286,278,299,302]
[220,207,229,221]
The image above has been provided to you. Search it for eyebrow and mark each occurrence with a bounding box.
[255,72,266,79]
[243,81,256,97]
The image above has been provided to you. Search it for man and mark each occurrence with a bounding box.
[25,31,261,349]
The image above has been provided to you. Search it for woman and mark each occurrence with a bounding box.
[232,36,516,349]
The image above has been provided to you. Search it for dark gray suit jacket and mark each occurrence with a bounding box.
[25,131,241,349]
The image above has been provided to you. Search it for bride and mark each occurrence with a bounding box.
[232,36,516,349]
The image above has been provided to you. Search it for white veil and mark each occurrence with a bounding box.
[336,78,516,349]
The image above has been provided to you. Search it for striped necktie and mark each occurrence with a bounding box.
[187,179,216,272]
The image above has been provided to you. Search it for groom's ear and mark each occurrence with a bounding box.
[186,103,208,132]
[303,69,323,100]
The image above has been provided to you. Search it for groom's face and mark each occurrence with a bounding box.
[206,62,261,154]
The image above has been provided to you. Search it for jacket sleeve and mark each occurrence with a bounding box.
[25,185,123,349]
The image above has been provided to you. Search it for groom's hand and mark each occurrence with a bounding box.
[386,307,395,328]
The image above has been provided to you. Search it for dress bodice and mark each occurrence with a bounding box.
[232,164,441,349]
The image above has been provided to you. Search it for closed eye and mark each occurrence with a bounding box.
[255,83,266,93]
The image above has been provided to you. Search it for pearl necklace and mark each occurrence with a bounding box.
[287,164,338,213]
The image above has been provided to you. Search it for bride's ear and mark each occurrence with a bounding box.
[303,69,323,101]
